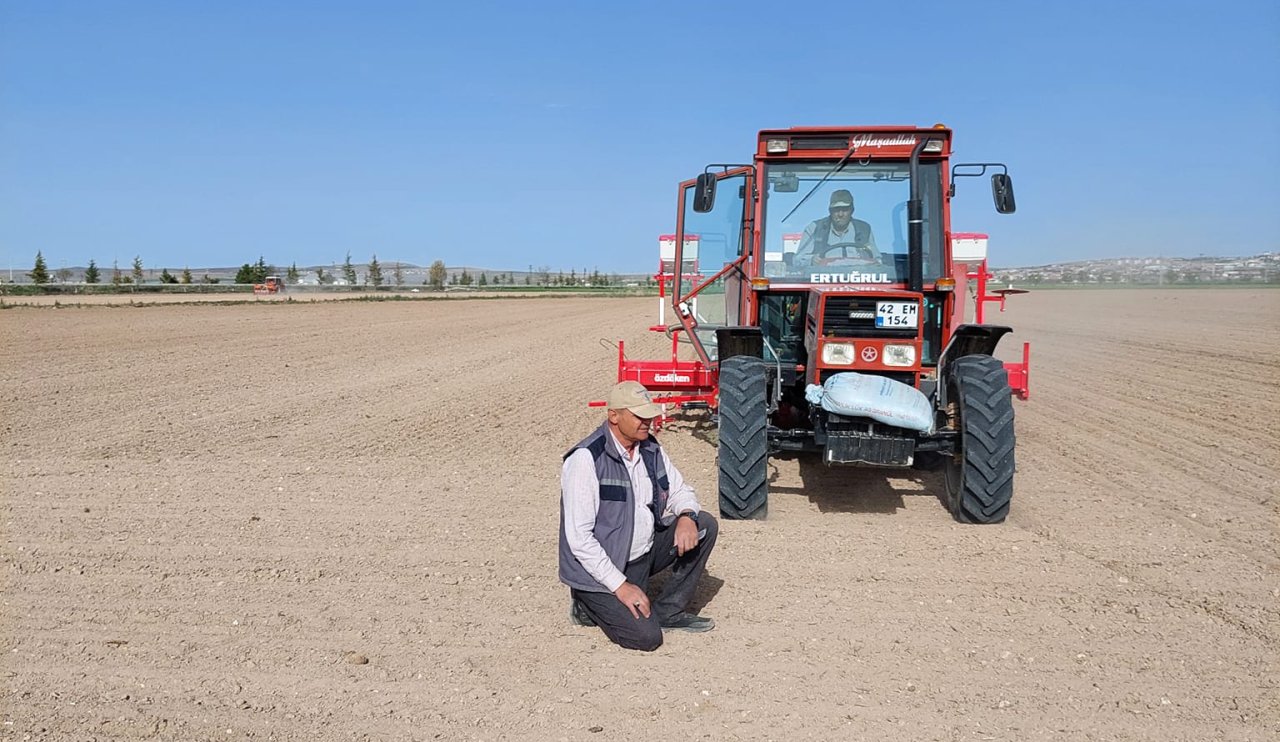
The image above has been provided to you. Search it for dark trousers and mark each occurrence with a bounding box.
[571,511,718,651]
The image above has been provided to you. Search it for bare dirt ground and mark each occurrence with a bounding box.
[2,289,1277,741]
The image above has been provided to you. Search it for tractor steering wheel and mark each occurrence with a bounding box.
[814,244,879,266]
[814,244,882,268]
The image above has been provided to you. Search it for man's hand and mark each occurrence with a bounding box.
[673,513,699,557]
[613,582,651,620]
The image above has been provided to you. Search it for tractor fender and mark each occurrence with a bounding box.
[936,324,1012,407]
[940,324,1011,366]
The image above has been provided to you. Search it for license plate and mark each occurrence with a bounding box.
[875,301,918,328]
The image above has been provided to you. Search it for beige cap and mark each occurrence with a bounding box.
[607,380,663,419]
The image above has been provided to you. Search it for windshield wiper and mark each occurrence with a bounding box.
[779,142,859,223]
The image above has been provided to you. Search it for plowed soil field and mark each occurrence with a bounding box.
[3,289,1277,741]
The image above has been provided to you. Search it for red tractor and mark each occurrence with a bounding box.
[613,125,1026,523]
[253,276,284,295]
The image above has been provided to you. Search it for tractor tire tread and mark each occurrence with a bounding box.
[718,356,769,520]
[948,355,1016,524]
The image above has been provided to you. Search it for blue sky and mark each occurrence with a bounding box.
[2,0,1277,273]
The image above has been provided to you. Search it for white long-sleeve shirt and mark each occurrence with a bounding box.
[560,431,700,592]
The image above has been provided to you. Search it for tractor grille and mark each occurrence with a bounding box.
[821,296,918,339]
[818,369,917,387]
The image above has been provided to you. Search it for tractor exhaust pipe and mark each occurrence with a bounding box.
[907,138,930,293]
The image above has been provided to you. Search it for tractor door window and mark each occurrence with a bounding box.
[677,173,748,328]
[758,293,806,365]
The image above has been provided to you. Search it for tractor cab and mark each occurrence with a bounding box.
[671,129,977,371]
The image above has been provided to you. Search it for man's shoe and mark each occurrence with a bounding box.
[660,612,715,633]
[569,600,596,627]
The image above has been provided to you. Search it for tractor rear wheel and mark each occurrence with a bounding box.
[943,354,1015,524]
[717,356,769,520]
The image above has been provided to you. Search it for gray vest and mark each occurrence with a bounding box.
[558,423,671,593]
[812,216,873,258]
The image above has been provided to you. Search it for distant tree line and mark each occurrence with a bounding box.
[235,257,275,284]
[13,251,638,290]
[20,252,213,286]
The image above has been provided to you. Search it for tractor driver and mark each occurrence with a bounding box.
[558,381,719,651]
[791,189,880,267]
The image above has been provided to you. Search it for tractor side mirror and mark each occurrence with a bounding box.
[992,173,1016,214]
[693,173,717,213]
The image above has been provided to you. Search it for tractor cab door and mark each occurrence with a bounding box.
[672,167,753,366]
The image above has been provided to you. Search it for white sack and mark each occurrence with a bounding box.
[805,372,934,432]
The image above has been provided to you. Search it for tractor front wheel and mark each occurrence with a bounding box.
[943,354,1015,524]
[717,356,769,519]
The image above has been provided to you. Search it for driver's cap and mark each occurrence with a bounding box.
[829,190,854,209]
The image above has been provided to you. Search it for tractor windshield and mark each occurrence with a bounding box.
[761,160,945,284]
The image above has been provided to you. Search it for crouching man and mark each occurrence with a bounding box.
[558,381,718,651]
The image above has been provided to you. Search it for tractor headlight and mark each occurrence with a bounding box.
[822,342,855,365]
[882,344,916,367]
